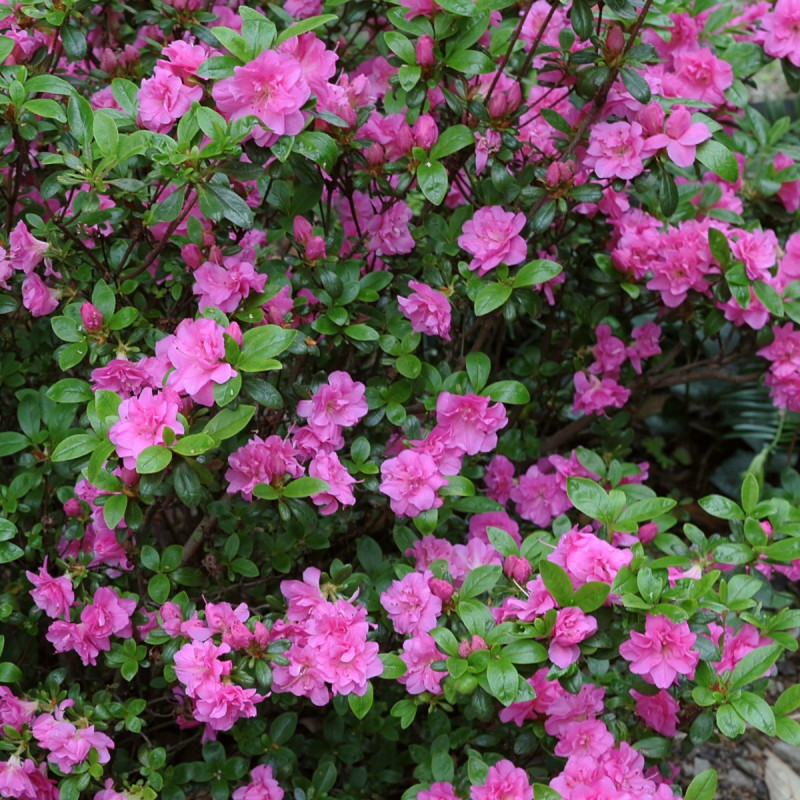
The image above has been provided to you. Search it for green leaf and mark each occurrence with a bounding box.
[430,125,475,159]
[731,691,775,735]
[618,497,677,523]
[501,639,548,664]
[539,560,574,606]
[203,405,255,441]
[459,564,502,598]
[728,643,782,690]
[172,434,217,457]
[474,283,512,316]
[348,682,374,719]
[696,140,739,183]
[0,432,29,457]
[384,31,416,64]
[294,131,339,173]
[0,662,22,683]
[148,573,171,605]
[574,582,610,613]
[417,160,449,205]
[620,68,651,103]
[446,49,495,74]
[466,352,491,392]
[214,373,242,406]
[92,279,116,319]
[513,259,562,288]
[238,326,296,371]
[482,380,530,404]
[396,354,422,379]
[486,657,518,706]
[209,26,251,61]
[0,542,24,564]
[50,434,98,462]
[136,446,173,474]
[204,184,254,228]
[275,13,338,45]
[46,378,93,404]
[716,704,746,738]
[93,110,119,156]
[345,323,379,341]
[437,0,476,15]
[486,526,518,557]
[698,494,744,521]
[567,477,608,519]
[24,98,66,122]
[775,684,800,716]
[685,769,718,800]
[283,477,329,498]
[103,493,127,529]
[712,542,754,565]
[570,0,593,38]
[25,74,75,96]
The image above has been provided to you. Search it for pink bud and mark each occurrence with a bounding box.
[416,35,435,68]
[429,578,454,603]
[637,522,659,544]
[545,161,574,188]
[293,215,313,245]
[413,114,439,150]
[80,302,103,332]
[224,321,243,346]
[63,498,82,517]
[503,555,532,583]
[605,25,625,58]
[305,235,327,262]
[457,634,488,658]
[367,142,385,165]
[487,83,521,119]
[637,102,665,136]
[181,243,205,270]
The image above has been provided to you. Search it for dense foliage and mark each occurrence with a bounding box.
[2,0,800,799]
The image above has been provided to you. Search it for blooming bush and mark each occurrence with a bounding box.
[3,0,800,798]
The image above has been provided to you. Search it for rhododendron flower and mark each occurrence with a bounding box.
[554,719,615,758]
[484,455,516,504]
[419,784,459,800]
[380,570,442,635]
[193,258,267,312]
[398,633,446,695]
[165,318,237,406]
[296,371,368,441]
[308,452,357,514]
[26,557,73,619]
[109,388,184,470]
[194,682,264,732]
[584,121,646,180]
[763,0,800,66]
[643,107,711,167]
[398,281,452,340]
[366,201,415,256]
[573,371,631,415]
[458,206,527,275]
[549,527,633,589]
[21,273,59,317]
[549,607,598,668]
[470,759,533,800]
[81,587,136,640]
[630,689,680,736]
[9,220,48,274]
[380,449,447,517]
[212,50,311,145]
[226,435,303,500]
[510,465,569,527]
[435,392,507,455]
[662,48,733,106]
[138,67,202,133]
[232,765,284,800]
[619,614,699,688]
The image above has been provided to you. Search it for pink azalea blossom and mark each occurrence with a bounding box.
[435,393,507,456]
[549,607,598,668]
[398,633,446,695]
[212,50,311,145]
[419,784,459,800]
[366,201,415,256]
[554,719,615,758]
[193,258,267,312]
[630,689,680,736]
[763,0,800,66]
[484,455,516,504]
[232,765,284,800]
[572,371,631,415]
[138,67,202,133]
[662,48,733,106]
[9,221,48,274]
[308,451,357,514]
[584,121,646,180]
[643,107,711,167]
[21,273,59,317]
[380,570,442,635]
[26,557,74,618]
[226,435,303,500]
[109,388,184,470]
[398,280,452,340]
[380,449,447,517]
[458,206,527,275]
[619,614,699,688]
[470,759,533,800]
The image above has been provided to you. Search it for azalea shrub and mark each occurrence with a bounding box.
[4,0,800,798]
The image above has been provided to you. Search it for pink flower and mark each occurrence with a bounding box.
[45,620,104,666]
[763,0,800,66]
[296,371,368,441]
[470,759,533,800]
[590,323,627,378]
[398,633,446,695]
[366,201,415,256]
[630,689,680,736]
[81,587,136,639]
[109,388,184,470]
[572,371,631,415]
[81,302,104,332]
[775,152,800,213]
[549,527,633,589]
[619,614,699,688]
[165,318,237,406]
[26,557,74,618]
[662,48,733,106]
[138,67,202,133]
[510,466,569,527]
[232,765,284,800]
[643,107,711,168]
[549,607,598,668]
[194,682,264,732]
[308,452,357,514]
[398,281,452,340]
[21,273,59,317]
[627,322,661,373]
[584,121,646,181]
[381,570,442,635]
[212,50,310,145]
[435,393,507,456]
[419,784,459,800]
[174,640,233,698]
[193,258,267,312]
[458,206,527,275]
[9,221,48,274]
[484,455,515,505]
[226,435,303,500]
[380,450,447,517]
[554,719,615,758]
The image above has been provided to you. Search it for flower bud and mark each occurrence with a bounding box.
[457,635,488,658]
[637,522,658,544]
[305,235,327,262]
[293,215,313,245]
[63,498,82,517]
[413,114,439,150]
[224,321,243,346]
[416,35,435,68]
[503,554,532,583]
[181,243,205,270]
[80,302,103,332]
[366,142,385,166]
[428,577,454,603]
[545,161,574,189]
[605,25,625,60]
[637,102,665,137]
